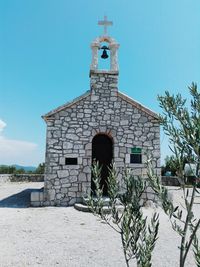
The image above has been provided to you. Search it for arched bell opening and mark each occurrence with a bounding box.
[90,35,119,73]
[91,133,114,196]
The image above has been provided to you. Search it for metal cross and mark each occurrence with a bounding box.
[98,16,113,35]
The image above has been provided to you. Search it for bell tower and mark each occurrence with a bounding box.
[90,16,120,97]
[90,16,120,75]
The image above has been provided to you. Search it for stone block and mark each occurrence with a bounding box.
[68,197,77,206]
[74,144,83,150]
[115,162,125,167]
[125,154,130,164]
[65,133,79,141]
[63,142,73,149]
[120,120,129,126]
[109,83,117,87]
[85,114,91,118]
[56,193,62,200]
[110,97,117,101]
[85,143,91,150]
[70,170,79,176]
[48,190,56,201]
[91,95,99,101]
[31,192,40,202]
[53,130,61,138]
[78,173,87,181]
[70,186,78,192]
[106,109,114,114]
[147,133,155,141]
[68,192,76,198]
[135,130,142,136]
[153,139,160,145]
[54,180,60,186]
[48,139,58,145]
[61,188,69,194]
[143,141,152,146]
[78,183,82,192]
[31,201,41,207]
[100,77,105,82]
[69,176,78,183]
[83,131,91,136]
[57,170,69,178]
[83,166,91,173]
[86,150,92,156]
[83,159,88,166]
[84,109,92,114]
[76,127,83,133]
[39,192,44,202]
[103,114,110,121]
[62,183,71,188]
[61,177,70,184]
[139,116,148,123]
[88,122,98,127]
[54,185,60,190]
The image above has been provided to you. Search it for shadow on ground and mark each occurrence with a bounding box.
[0,189,42,208]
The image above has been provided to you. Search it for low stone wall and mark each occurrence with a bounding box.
[161,176,180,186]
[0,174,44,183]
[0,174,12,183]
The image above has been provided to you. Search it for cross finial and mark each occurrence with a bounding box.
[98,16,113,36]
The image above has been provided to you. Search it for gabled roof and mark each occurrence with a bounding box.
[118,91,158,119]
[42,90,158,121]
[42,90,90,121]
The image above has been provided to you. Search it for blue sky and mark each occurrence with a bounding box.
[0,0,200,166]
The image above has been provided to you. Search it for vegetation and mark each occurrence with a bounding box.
[147,83,200,267]
[161,155,181,176]
[34,163,45,174]
[0,163,45,174]
[87,162,159,267]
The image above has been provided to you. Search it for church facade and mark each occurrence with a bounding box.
[41,18,160,206]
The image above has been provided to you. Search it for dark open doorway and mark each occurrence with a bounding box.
[91,134,113,195]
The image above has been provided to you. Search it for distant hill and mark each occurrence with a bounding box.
[13,165,37,172]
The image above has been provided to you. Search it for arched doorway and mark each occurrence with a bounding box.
[91,134,113,195]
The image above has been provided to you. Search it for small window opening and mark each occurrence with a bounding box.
[65,158,78,165]
[130,147,142,164]
[130,154,142,164]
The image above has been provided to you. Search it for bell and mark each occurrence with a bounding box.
[101,49,109,59]
[100,45,109,59]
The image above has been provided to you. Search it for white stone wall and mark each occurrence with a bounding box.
[43,72,160,206]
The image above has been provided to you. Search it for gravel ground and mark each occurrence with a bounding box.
[0,182,199,267]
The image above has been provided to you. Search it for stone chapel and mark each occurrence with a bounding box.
[39,17,160,206]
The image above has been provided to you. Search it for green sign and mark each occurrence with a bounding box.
[131,147,142,154]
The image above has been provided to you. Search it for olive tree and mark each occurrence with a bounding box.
[147,83,200,267]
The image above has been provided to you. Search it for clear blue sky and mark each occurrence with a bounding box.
[0,0,200,166]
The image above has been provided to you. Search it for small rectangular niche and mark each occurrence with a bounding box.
[130,154,142,164]
[130,147,142,164]
[65,158,78,165]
